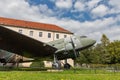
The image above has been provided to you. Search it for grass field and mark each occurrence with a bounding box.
[0,69,120,80]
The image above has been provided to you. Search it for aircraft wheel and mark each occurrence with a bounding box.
[0,58,6,63]
[52,61,61,69]
[64,63,71,69]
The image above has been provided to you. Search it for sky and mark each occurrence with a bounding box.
[0,0,120,43]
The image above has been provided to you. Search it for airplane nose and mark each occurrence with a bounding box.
[80,38,96,47]
[89,39,96,45]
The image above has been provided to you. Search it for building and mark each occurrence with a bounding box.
[0,17,74,67]
[0,17,73,42]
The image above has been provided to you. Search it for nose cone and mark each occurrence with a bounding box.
[80,38,96,48]
[88,39,96,45]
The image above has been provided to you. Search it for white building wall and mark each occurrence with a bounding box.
[5,26,72,42]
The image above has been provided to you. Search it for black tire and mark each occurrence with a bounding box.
[64,63,71,69]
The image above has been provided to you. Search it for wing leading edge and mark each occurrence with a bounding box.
[0,26,57,58]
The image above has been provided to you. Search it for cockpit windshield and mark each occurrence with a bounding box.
[80,36,87,38]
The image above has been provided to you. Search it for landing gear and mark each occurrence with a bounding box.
[52,54,71,70]
[0,58,6,67]
[52,54,61,69]
[52,61,61,69]
[64,59,71,69]
[64,63,71,69]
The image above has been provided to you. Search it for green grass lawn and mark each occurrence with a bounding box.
[0,69,120,80]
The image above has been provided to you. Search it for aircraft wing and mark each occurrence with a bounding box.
[0,26,57,58]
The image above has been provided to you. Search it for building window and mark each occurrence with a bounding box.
[18,29,22,34]
[56,34,59,39]
[39,32,42,37]
[29,31,33,36]
[64,35,67,38]
[48,33,51,38]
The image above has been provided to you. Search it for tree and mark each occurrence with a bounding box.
[76,47,95,65]
[91,44,103,64]
[101,34,110,47]
[75,34,120,65]
[100,34,111,64]
[107,40,120,63]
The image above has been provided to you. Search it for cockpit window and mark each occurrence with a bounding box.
[80,36,87,38]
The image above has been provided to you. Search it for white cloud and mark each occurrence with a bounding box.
[62,17,119,42]
[74,1,85,11]
[109,0,120,9]
[0,0,42,20]
[0,0,120,43]
[73,0,101,12]
[38,4,54,16]
[108,0,120,14]
[55,0,73,9]
[99,26,120,41]
[0,0,55,21]
[87,0,101,9]
[42,16,118,42]
[91,4,109,18]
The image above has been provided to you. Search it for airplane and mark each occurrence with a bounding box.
[0,26,96,69]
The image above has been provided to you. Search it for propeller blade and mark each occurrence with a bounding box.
[70,37,77,59]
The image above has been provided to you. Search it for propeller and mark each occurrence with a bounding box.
[70,37,78,59]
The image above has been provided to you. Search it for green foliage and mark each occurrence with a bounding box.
[107,40,120,63]
[76,48,93,64]
[100,34,111,64]
[101,34,110,47]
[76,34,120,65]
[30,61,44,68]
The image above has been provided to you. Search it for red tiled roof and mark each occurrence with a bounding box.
[0,17,73,34]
